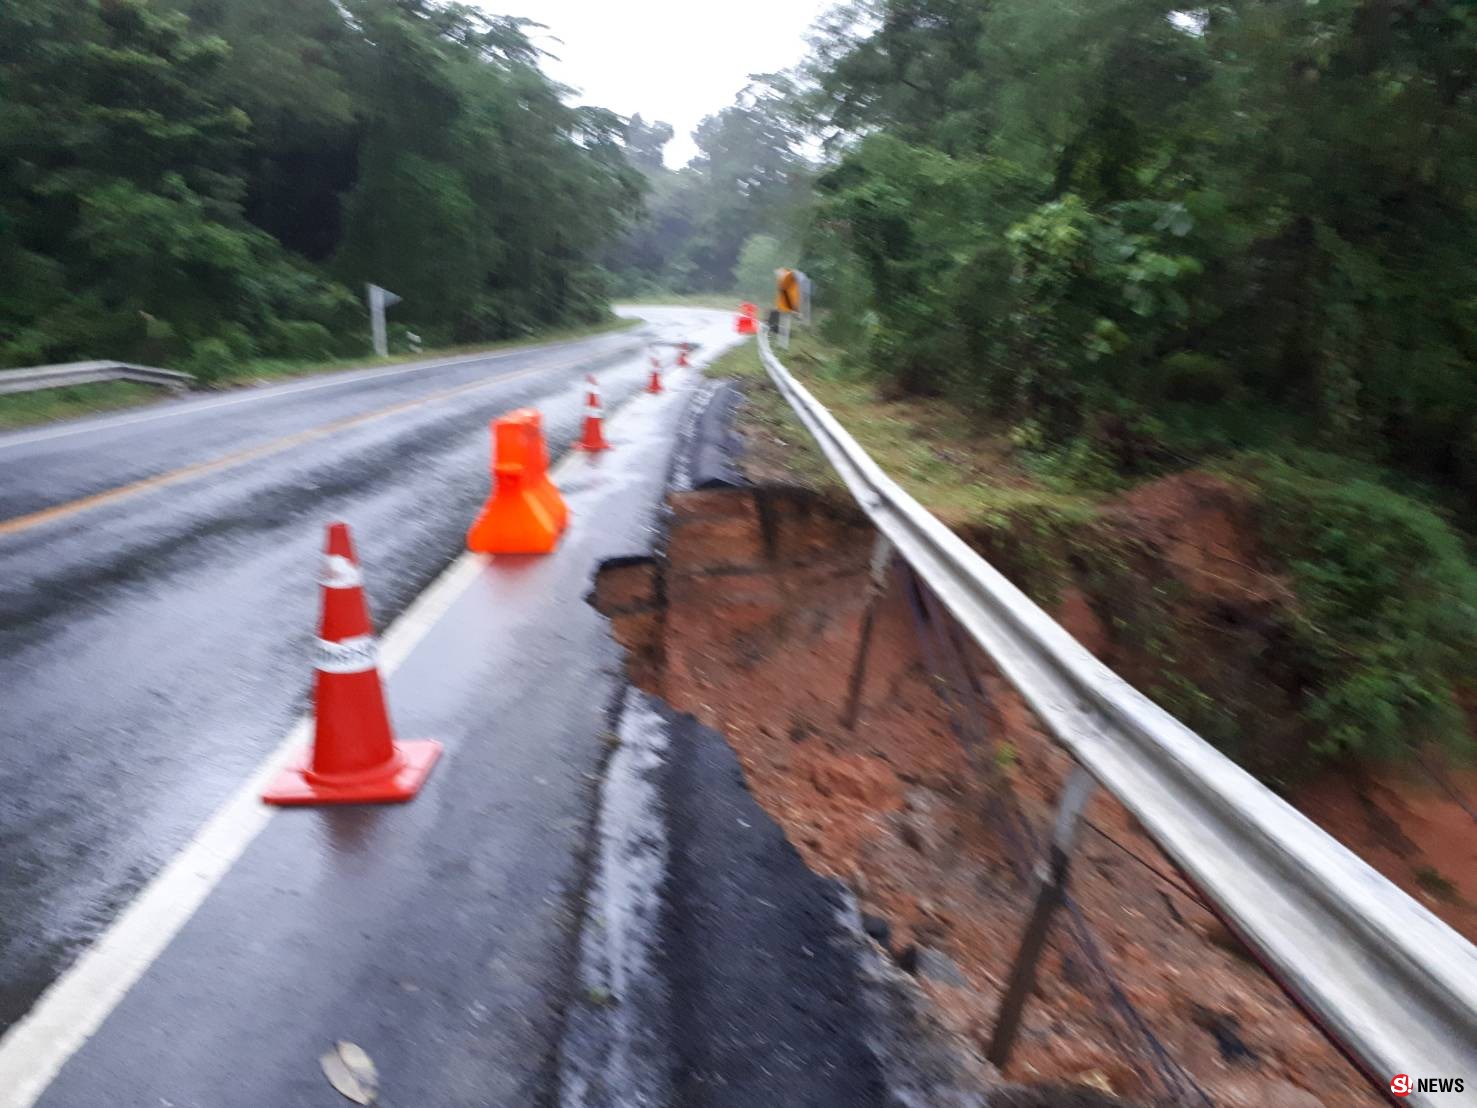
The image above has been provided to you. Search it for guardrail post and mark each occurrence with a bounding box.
[986,765,1096,1069]
[841,534,895,730]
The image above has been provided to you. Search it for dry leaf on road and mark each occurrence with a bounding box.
[320,1040,379,1104]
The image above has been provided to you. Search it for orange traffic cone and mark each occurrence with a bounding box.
[263,522,442,805]
[736,302,758,334]
[647,355,664,395]
[676,343,691,368]
[576,375,610,452]
[467,410,567,553]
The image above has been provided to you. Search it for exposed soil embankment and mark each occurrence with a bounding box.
[594,486,1381,1107]
[1119,477,1477,941]
[964,469,1477,946]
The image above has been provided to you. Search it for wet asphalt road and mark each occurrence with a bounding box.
[0,310,707,1037]
[559,691,897,1108]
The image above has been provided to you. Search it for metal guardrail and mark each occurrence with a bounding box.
[756,328,1477,1101]
[0,361,195,396]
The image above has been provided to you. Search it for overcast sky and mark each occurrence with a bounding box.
[509,1,835,166]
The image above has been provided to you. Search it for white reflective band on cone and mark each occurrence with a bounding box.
[313,634,378,674]
[319,554,363,590]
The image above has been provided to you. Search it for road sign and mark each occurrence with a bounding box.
[775,268,800,314]
[367,284,402,357]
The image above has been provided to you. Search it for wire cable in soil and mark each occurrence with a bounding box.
[897,566,1166,1095]
[1081,819,1213,912]
[896,562,1214,1107]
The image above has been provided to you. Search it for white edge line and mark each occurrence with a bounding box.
[0,360,690,1108]
[0,328,647,452]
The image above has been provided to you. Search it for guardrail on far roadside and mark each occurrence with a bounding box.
[0,361,195,397]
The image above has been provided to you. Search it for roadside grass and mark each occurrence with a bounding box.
[0,380,164,431]
[223,316,641,386]
[704,336,839,492]
[618,293,740,311]
[704,330,1096,529]
[0,316,641,431]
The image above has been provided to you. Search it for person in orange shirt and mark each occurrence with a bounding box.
[771,267,801,346]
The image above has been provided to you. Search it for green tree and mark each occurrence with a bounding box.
[807,0,1477,498]
[732,233,790,303]
[801,0,1477,768]
[0,0,650,369]
[623,114,676,174]
[170,0,359,261]
[608,79,814,293]
[0,0,354,371]
[333,0,643,339]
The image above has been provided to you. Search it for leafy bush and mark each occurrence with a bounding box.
[804,0,1477,509]
[732,234,788,304]
[185,338,235,383]
[1255,459,1477,763]
[261,319,337,361]
[1158,353,1240,406]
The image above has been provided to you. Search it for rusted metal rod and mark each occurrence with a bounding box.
[986,766,1097,1068]
[841,534,895,730]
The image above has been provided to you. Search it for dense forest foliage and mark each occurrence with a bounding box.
[614,0,1477,515]
[606,84,813,299]
[790,0,1476,493]
[603,0,1477,772]
[0,0,643,376]
[774,0,1477,773]
[3,0,1473,770]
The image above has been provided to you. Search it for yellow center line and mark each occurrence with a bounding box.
[0,358,581,539]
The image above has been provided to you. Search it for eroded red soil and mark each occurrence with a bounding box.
[1109,473,1477,944]
[595,486,1389,1107]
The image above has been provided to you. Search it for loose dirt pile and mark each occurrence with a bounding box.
[594,486,1381,1107]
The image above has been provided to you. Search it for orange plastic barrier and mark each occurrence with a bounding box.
[466,410,568,554]
[263,522,442,805]
[520,408,567,533]
[736,301,759,335]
